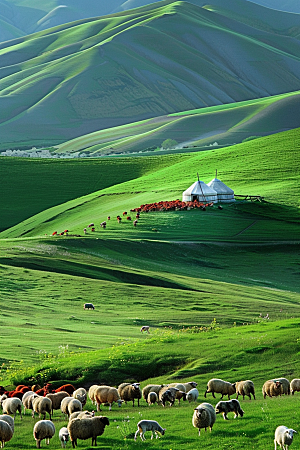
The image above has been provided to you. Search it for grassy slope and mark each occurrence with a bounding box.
[1,1,300,148]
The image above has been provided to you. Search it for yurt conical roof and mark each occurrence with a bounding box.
[207,177,235,202]
[182,179,218,203]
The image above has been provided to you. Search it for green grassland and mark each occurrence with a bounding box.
[1,124,300,448]
[1,0,300,149]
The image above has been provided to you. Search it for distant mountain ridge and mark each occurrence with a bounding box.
[0,0,300,149]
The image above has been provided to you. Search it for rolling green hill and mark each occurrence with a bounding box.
[1,0,300,149]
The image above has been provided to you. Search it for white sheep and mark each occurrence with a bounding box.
[59,426,69,448]
[192,402,216,436]
[0,419,14,448]
[142,384,166,401]
[68,416,110,447]
[1,397,22,420]
[291,379,300,395]
[32,396,52,420]
[134,420,166,441]
[118,383,142,407]
[72,388,87,406]
[187,388,199,403]
[88,385,99,405]
[147,392,158,406]
[94,386,122,411]
[236,380,256,400]
[204,378,236,400]
[61,397,82,417]
[182,381,198,393]
[0,415,14,433]
[274,426,297,450]
[69,410,94,422]
[33,420,55,449]
[23,392,39,414]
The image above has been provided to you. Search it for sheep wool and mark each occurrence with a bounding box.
[291,379,300,395]
[59,426,69,449]
[262,380,282,398]
[236,380,256,400]
[68,416,109,447]
[88,385,99,405]
[32,396,52,420]
[0,414,14,433]
[274,426,297,450]
[94,386,122,411]
[159,387,179,407]
[0,419,14,448]
[147,392,158,405]
[142,384,166,401]
[187,388,199,403]
[274,378,290,395]
[33,420,55,449]
[192,402,216,436]
[69,410,94,422]
[72,388,87,406]
[2,397,22,420]
[46,391,69,414]
[118,383,142,407]
[204,378,236,400]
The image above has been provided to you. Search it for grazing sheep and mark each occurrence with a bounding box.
[192,402,216,436]
[61,398,82,417]
[0,419,14,448]
[88,385,99,405]
[72,388,87,406]
[147,392,158,406]
[204,378,236,400]
[84,303,95,310]
[23,393,39,415]
[187,388,199,403]
[215,399,244,420]
[46,391,69,415]
[0,415,14,433]
[236,380,256,400]
[142,384,166,401]
[274,426,297,450]
[94,386,122,411]
[159,387,179,407]
[118,383,142,407]
[33,420,55,449]
[32,396,52,420]
[182,381,198,393]
[68,416,109,447]
[1,397,22,420]
[291,379,300,395]
[140,326,150,333]
[134,420,166,441]
[274,378,290,395]
[59,427,69,448]
[262,380,282,398]
[69,410,94,422]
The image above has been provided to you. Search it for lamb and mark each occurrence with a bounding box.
[68,416,109,447]
[0,419,14,448]
[140,326,150,333]
[262,380,282,398]
[23,393,39,415]
[236,380,256,400]
[142,384,166,401]
[69,410,94,422]
[46,391,69,415]
[192,402,216,436]
[84,303,95,310]
[72,388,87,406]
[118,383,142,407]
[0,415,14,433]
[61,397,82,417]
[32,396,52,420]
[33,420,55,449]
[1,397,22,420]
[59,427,69,448]
[204,378,236,400]
[88,385,99,405]
[274,378,290,395]
[134,420,166,441]
[274,426,297,450]
[159,387,179,407]
[215,399,244,420]
[147,392,158,406]
[291,379,300,395]
[187,388,199,403]
[94,386,122,411]
[175,390,187,404]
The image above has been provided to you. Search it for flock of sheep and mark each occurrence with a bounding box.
[0,376,299,448]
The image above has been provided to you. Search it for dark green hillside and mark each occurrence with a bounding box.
[1,1,300,149]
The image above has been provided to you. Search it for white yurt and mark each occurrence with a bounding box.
[207,172,235,203]
[182,176,218,203]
